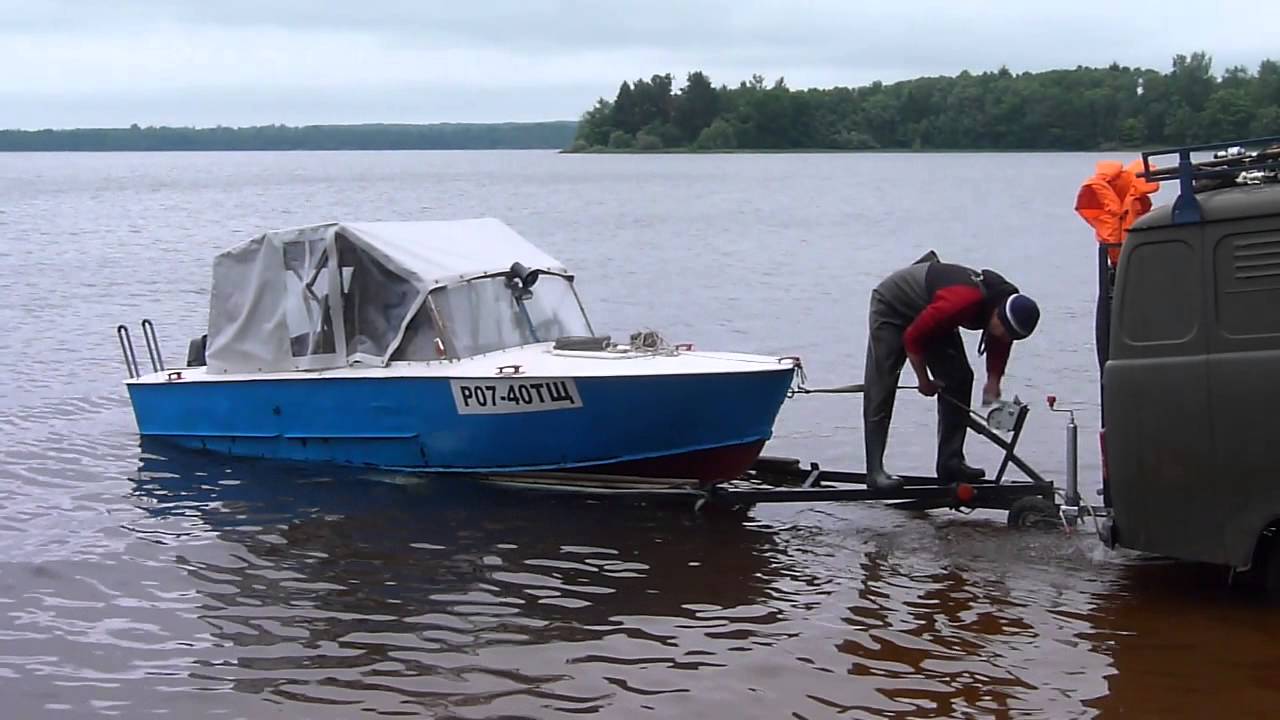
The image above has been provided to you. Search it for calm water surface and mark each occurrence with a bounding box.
[1,151,1278,718]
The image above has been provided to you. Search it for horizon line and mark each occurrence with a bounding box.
[1,120,580,133]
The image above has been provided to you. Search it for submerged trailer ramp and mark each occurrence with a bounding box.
[707,396,1059,528]
[709,456,1058,528]
[480,397,1068,529]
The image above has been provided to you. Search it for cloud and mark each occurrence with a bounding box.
[3,0,1277,127]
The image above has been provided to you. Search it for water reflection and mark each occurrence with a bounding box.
[129,441,787,715]
[1085,561,1280,719]
[8,149,1277,717]
[124,441,1280,718]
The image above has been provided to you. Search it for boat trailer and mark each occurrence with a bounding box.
[481,392,1110,533]
[698,393,1107,531]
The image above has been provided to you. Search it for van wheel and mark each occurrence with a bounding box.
[1007,497,1060,530]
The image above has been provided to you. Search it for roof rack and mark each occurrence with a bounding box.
[1140,135,1280,224]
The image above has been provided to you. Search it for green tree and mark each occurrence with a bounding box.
[607,130,634,149]
[829,130,878,149]
[1256,60,1280,106]
[1220,64,1252,92]
[1199,88,1254,141]
[737,78,797,148]
[635,131,663,150]
[1119,118,1145,147]
[1169,52,1216,112]
[575,98,614,147]
[631,74,674,128]
[672,71,720,143]
[1251,106,1280,136]
[643,121,684,148]
[1164,101,1196,144]
[693,118,737,150]
[610,82,641,134]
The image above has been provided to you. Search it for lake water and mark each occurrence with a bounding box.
[1,150,1276,718]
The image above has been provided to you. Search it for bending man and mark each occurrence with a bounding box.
[863,253,1040,491]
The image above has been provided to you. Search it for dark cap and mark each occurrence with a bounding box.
[997,293,1040,340]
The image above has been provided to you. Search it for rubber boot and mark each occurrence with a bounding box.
[939,460,986,484]
[934,364,985,485]
[864,420,904,492]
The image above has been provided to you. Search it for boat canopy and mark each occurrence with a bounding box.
[205,218,573,374]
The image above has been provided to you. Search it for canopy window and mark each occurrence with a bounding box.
[205,219,574,374]
[282,236,341,363]
[432,275,591,358]
[336,232,422,366]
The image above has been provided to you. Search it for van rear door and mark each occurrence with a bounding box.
[1105,230,1219,562]
[1207,224,1280,567]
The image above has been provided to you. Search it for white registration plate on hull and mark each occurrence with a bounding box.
[450,378,583,415]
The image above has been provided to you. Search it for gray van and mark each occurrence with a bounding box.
[1102,137,1280,588]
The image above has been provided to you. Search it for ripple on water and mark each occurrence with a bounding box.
[4,151,1266,718]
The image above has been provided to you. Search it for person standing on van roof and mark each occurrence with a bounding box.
[863,252,1040,491]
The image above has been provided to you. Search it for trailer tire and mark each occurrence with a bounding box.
[1007,497,1060,530]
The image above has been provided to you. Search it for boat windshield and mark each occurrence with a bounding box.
[431,274,591,357]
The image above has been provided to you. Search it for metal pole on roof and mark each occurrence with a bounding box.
[1171,149,1203,225]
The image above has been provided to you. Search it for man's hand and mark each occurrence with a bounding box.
[982,377,1002,406]
[907,353,938,397]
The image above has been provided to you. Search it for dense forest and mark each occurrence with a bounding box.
[569,53,1280,152]
[0,121,577,151]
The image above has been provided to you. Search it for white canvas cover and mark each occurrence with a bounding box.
[205,218,569,374]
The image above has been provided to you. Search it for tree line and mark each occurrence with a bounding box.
[0,121,578,151]
[569,53,1280,152]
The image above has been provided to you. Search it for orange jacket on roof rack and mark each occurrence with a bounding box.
[1074,158,1159,266]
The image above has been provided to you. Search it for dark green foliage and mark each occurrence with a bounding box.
[571,53,1280,152]
[634,131,663,150]
[610,81,641,135]
[0,122,578,151]
[1253,106,1280,136]
[672,71,720,143]
[693,118,736,150]
[607,130,634,149]
[575,99,615,148]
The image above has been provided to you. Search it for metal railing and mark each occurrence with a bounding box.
[142,319,165,373]
[118,319,165,378]
[117,324,140,379]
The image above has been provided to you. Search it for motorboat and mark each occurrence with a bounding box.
[119,218,798,487]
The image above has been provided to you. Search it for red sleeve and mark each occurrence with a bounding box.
[985,335,1011,378]
[903,285,984,355]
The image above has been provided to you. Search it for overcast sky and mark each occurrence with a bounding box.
[3,0,1278,129]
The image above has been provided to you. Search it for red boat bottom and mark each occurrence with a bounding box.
[578,440,768,483]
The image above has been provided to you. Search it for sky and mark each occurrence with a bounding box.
[3,0,1278,129]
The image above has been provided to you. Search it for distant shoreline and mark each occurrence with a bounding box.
[0,121,578,152]
[0,146,1131,155]
[0,120,1145,155]
[571,55,1280,153]
[0,147,569,153]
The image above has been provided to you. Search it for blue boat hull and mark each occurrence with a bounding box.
[127,369,794,480]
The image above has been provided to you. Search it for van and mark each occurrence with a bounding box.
[1101,137,1280,588]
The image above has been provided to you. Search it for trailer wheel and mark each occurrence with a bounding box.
[1007,497,1060,530]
